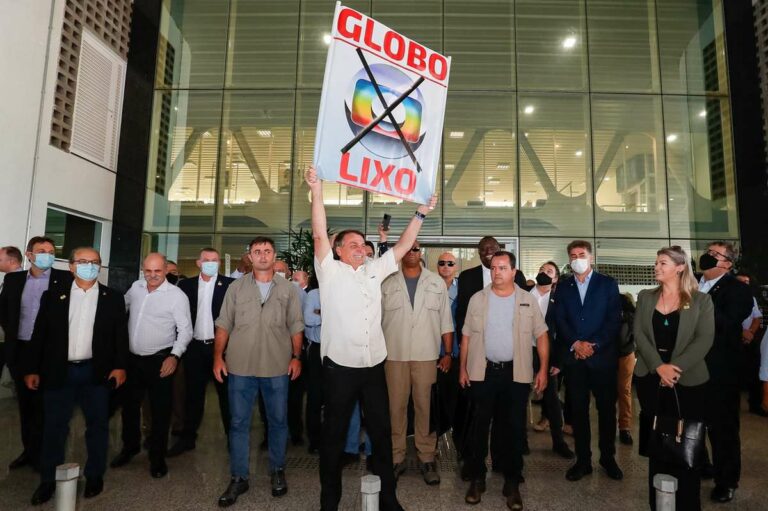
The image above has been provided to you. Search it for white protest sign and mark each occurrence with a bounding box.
[313,2,450,205]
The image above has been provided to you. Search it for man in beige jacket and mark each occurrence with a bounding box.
[381,240,454,485]
[459,251,549,511]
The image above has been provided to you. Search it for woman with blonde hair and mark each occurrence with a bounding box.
[634,246,715,511]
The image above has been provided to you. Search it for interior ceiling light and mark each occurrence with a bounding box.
[562,36,577,49]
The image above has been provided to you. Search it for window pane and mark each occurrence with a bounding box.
[297,0,370,88]
[595,238,660,292]
[372,0,442,53]
[291,92,365,232]
[657,0,728,95]
[591,94,669,238]
[444,0,514,90]
[664,96,738,239]
[225,0,299,88]
[587,0,660,93]
[443,92,517,235]
[516,0,588,91]
[518,94,594,237]
[218,234,288,275]
[156,0,229,89]
[217,92,294,233]
[143,233,213,278]
[144,91,223,233]
[44,209,101,260]
[518,237,577,284]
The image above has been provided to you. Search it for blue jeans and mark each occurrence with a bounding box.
[345,402,372,455]
[228,374,289,477]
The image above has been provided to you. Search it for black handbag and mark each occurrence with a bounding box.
[650,385,706,470]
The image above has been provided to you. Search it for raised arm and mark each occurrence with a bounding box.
[391,195,437,262]
[305,166,331,263]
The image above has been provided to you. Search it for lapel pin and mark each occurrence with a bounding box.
[217,282,222,286]
[60,294,67,300]
[683,303,690,310]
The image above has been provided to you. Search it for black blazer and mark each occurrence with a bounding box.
[0,268,72,367]
[177,274,234,335]
[553,271,622,370]
[455,264,527,337]
[23,283,129,389]
[704,273,753,385]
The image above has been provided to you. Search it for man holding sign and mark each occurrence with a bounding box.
[306,166,436,511]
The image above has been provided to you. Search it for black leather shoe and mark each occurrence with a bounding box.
[465,479,486,505]
[218,477,249,507]
[504,480,523,510]
[711,485,735,503]
[619,430,633,445]
[565,462,593,481]
[84,477,104,498]
[31,482,55,505]
[110,447,140,468]
[271,469,288,497]
[553,441,575,460]
[167,439,195,458]
[150,460,168,478]
[599,457,624,480]
[9,451,29,470]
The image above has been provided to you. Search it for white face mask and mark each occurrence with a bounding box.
[570,257,591,275]
[275,271,287,279]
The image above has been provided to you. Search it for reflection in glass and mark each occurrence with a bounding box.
[518,94,593,237]
[156,0,229,88]
[516,0,588,91]
[591,94,668,238]
[587,0,660,93]
[657,0,728,95]
[372,0,442,53]
[444,0,514,90]
[225,0,299,88]
[443,93,517,235]
[664,96,737,239]
[217,92,294,232]
[144,91,223,233]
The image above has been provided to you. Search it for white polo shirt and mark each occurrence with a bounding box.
[314,250,398,367]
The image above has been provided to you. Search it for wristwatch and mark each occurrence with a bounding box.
[291,353,301,360]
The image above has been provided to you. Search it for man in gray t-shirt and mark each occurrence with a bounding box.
[484,292,516,363]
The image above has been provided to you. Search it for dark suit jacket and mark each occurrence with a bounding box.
[177,274,234,335]
[634,289,714,387]
[553,271,621,369]
[23,283,129,389]
[543,288,565,369]
[703,273,753,385]
[0,268,72,368]
[455,265,527,338]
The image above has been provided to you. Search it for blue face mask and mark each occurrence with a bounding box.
[201,261,219,277]
[32,253,55,271]
[75,263,99,281]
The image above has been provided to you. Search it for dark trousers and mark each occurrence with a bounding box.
[120,351,174,464]
[181,340,229,445]
[565,362,617,463]
[533,350,565,444]
[305,342,323,448]
[319,358,399,511]
[465,363,530,481]
[287,345,307,441]
[741,338,764,410]
[41,362,109,483]
[10,343,43,464]
[636,374,706,511]
[707,381,741,487]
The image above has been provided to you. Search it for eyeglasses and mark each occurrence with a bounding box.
[437,261,455,267]
[706,249,732,262]
[73,260,101,267]
[409,247,421,252]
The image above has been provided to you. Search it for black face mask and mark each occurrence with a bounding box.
[698,253,718,271]
[535,272,553,286]
[166,274,179,285]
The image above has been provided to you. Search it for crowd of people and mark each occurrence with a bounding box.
[0,167,765,510]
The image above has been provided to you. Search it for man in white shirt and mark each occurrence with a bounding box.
[305,166,436,511]
[735,273,766,416]
[111,252,193,479]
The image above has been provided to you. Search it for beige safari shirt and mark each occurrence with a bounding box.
[381,268,454,361]
[215,273,304,378]
[462,285,548,383]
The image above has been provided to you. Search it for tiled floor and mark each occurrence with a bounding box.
[0,390,766,510]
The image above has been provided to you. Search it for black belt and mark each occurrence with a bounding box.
[132,347,173,358]
[196,338,215,345]
[68,359,92,365]
[486,359,513,370]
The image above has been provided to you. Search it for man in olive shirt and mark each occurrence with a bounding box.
[213,237,304,507]
[381,239,453,485]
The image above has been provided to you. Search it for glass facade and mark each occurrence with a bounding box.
[143,0,737,283]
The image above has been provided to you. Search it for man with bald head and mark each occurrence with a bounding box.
[23,247,128,504]
[111,252,192,478]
